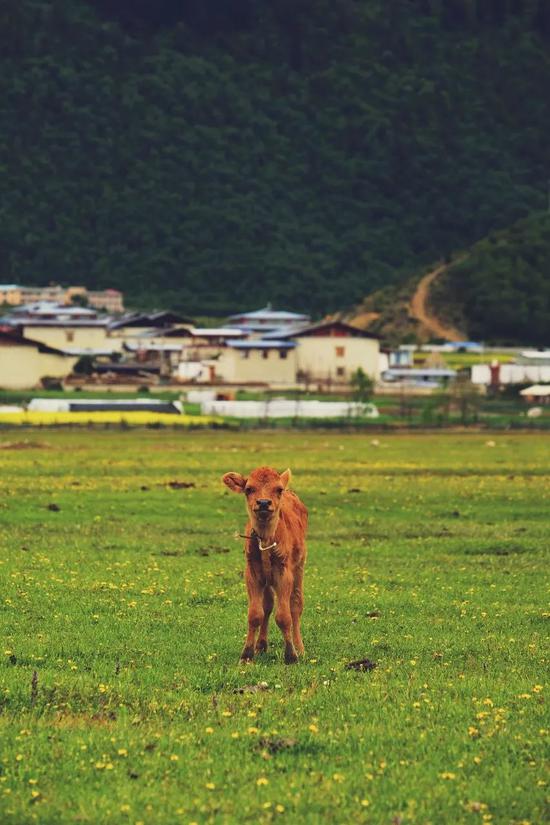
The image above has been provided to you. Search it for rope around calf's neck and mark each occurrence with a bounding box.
[234,530,278,553]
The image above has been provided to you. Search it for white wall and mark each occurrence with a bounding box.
[201,399,379,418]
[0,345,78,389]
[215,348,297,384]
[471,364,550,385]
[295,336,380,381]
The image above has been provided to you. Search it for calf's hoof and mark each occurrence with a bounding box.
[256,639,268,654]
[240,646,255,662]
[284,643,299,665]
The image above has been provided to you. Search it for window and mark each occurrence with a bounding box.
[335,346,345,357]
[66,330,75,343]
[262,350,269,359]
[336,367,345,377]
[279,350,288,359]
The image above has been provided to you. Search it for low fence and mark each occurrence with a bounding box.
[200,399,379,418]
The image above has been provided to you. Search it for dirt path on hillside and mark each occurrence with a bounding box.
[409,259,465,341]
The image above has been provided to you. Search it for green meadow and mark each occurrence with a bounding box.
[0,431,548,825]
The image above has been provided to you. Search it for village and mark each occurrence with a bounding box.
[0,282,549,421]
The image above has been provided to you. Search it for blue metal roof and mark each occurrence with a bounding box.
[227,340,296,350]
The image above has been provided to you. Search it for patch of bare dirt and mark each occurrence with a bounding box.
[0,440,51,450]
[409,260,466,341]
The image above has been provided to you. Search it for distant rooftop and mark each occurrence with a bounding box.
[3,318,110,328]
[109,311,194,329]
[191,327,248,337]
[226,305,310,324]
[520,384,550,395]
[263,320,379,340]
[383,368,456,377]
[227,340,296,350]
[519,350,550,359]
[11,301,98,317]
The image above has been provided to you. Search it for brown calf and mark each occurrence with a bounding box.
[222,466,308,664]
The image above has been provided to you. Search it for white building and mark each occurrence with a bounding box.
[0,330,78,389]
[516,350,550,366]
[519,384,550,403]
[264,320,380,383]
[1,302,114,352]
[471,363,550,385]
[213,341,297,385]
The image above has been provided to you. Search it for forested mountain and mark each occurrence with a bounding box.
[346,210,550,346]
[1,1,549,317]
[431,211,550,345]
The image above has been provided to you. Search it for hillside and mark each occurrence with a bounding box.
[346,211,550,346]
[431,211,550,346]
[1,1,550,316]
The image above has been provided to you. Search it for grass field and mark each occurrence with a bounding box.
[0,431,548,825]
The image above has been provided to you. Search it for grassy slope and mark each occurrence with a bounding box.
[0,431,548,824]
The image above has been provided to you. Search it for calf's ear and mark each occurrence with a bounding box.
[279,468,292,489]
[222,472,246,493]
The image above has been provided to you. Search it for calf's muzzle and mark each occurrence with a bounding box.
[256,499,272,511]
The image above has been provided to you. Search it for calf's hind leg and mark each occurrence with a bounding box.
[290,566,305,655]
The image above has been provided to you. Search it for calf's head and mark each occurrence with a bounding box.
[222,466,291,534]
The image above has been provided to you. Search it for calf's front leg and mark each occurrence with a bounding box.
[241,568,263,661]
[275,573,298,664]
[256,587,273,653]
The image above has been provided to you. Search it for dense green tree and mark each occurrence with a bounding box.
[0,0,549,322]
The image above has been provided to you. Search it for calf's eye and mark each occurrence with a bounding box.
[245,487,255,496]
[275,487,283,494]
